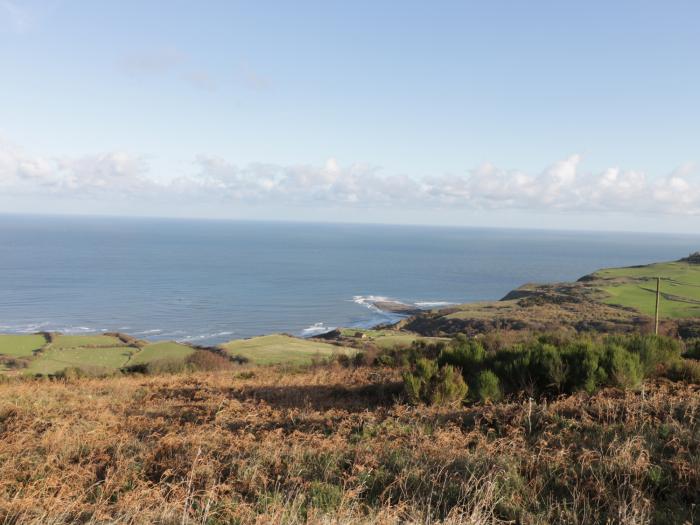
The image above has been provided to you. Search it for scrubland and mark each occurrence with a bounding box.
[0,360,698,524]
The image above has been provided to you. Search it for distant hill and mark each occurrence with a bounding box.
[400,257,700,338]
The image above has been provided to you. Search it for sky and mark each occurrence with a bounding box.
[0,0,698,232]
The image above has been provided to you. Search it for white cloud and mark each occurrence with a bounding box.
[0,139,152,194]
[1,139,698,216]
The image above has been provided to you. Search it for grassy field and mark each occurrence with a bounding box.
[51,334,125,349]
[0,334,202,376]
[0,332,353,374]
[594,261,700,318]
[220,334,352,365]
[129,341,195,365]
[26,346,135,375]
[0,334,46,357]
[337,328,449,348]
[0,367,697,523]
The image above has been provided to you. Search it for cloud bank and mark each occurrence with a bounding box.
[0,139,698,216]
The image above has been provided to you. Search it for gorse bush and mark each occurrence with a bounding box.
[437,336,485,375]
[601,343,643,389]
[473,370,502,402]
[403,358,468,406]
[610,333,682,375]
[431,364,469,406]
[402,333,686,404]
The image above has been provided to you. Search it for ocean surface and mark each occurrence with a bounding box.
[1,215,699,345]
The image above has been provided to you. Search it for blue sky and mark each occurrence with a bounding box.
[0,1,698,231]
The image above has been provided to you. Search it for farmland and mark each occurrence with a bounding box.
[334,328,449,349]
[0,335,45,358]
[593,260,700,318]
[219,334,352,365]
[0,332,359,375]
[25,346,134,375]
[0,333,200,376]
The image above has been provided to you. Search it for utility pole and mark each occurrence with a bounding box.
[654,277,660,335]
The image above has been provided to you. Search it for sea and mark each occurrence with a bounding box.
[1,215,698,345]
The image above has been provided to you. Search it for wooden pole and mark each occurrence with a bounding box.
[654,277,660,335]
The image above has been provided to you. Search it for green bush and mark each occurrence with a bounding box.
[682,339,700,360]
[403,358,437,405]
[403,358,467,406]
[375,353,396,367]
[438,336,485,373]
[601,344,643,389]
[492,342,566,395]
[617,334,682,375]
[406,333,685,402]
[430,365,469,406]
[530,343,567,392]
[561,340,606,393]
[472,370,502,402]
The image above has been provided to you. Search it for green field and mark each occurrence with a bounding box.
[0,334,201,376]
[129,341,195,365]
[220,334,352,365]
[594,261,700,318]
[26,346,135,375]
[0,334,46,357]
[338,328,449,348]
[52,334,125,349]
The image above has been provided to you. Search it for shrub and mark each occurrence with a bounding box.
[530,342,567,393]
[683,339,700,360]
[375,353,396,367]
[492,346,535,394]
[0,357,29,370]
[430,365,468,406]
[403,358,438,405]
[561,340,606,393]
[472,370,502,402]
[667,359,700,383]
[403,358,467,406]
[601,344,643,389]
[186,350,233,371]
[438,336,485,373]
[55,366,89,380]
[618,334,682,375]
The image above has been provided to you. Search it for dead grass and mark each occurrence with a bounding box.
[0,366,697,524]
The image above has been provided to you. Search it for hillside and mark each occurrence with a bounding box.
[0,366,698,524]
[400,257,700,338]
[592,259,700,318]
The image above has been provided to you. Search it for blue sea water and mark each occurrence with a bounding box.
[1,215,699,345]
